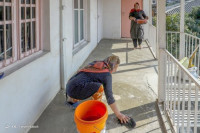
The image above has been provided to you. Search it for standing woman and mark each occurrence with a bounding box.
[66,55,136,127]
[129,2,148,49]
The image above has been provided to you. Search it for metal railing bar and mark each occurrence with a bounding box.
[194,86,199,133]
[173,63,177,124]
[181,71,186,133]
[186,79,192,133]
[163,49,200,88]
[177,68,181,132]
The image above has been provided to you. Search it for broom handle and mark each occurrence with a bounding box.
[188,45,199,68]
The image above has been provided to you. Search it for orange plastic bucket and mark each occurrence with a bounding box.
[74,100,108,133]
[137,19,147,24]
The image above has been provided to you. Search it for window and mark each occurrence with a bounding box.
[0,0,15,68]
[0,0,40,69]
[20,0,40,58]
[73,0,88,48]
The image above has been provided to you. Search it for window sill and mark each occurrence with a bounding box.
[73,41,89,55]
[0,51,49,79]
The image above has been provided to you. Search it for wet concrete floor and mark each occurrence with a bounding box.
[29,39,162,133]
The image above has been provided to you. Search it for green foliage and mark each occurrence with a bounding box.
[166,14,180,58]
[152,16,157,26]
[166,13,180,31]
[165,7,200,58]
[167,33,180,59]
[185,6,200,37]
[165,6,200,37]
[189,6,200,20]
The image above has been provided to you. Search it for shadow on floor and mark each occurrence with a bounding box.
[29,39,160,133]
[106,102,158,131]
[120,59,156,66]
[29,92,159,133]
[115,65,158,74]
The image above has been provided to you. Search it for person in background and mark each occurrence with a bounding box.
[129,2,148,49]
[65,55,136,127]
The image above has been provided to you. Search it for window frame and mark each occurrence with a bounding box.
[73,0,88,49]
[0,0,41,69]
[0,0,16,69]
[18,0,40,59]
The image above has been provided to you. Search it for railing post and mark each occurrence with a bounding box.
[179,0,185,59]
[157,0,166,103]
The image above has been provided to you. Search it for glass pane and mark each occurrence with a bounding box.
[74,0,78,9]
[26,0,30,4]
[26,22,31,50]
[21,0,25,4]
[21,23,25,52]
[80,10,84,41]
[6,6,12,20]
[0,6,3,21]
[26,7,30,19]
[32,0,35,4]
[32,7,35,18]
[80,0,83,9]
[6,24,12,59]
[21,7,25,20]
[74,10,79,44]
[0,25,4,61]
[32,22,35,48]
[5,0,11,2]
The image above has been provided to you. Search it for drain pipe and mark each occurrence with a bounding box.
[60,0,66,89]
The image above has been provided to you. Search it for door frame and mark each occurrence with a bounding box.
[121,0,143,38]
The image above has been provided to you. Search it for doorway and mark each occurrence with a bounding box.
[121,0,143,38]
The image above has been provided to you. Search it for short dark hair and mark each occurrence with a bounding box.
[134,2,139,6]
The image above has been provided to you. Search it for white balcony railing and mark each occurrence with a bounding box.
[163,49,200,133]
[184,33,200,76]
[166,31,180,59]
[166,32,200,76]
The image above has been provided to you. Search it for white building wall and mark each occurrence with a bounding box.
[98,0,104,42]
[143,0,152,40]
[102,0,151,40]
[0,0,100,132]
[0,0,61,133]
[102,0,121,39]
[0,0,152,133]
[61,0,99,85]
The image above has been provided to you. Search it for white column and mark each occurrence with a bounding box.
[180,0,185,59]
[157,0,166,102]
[149,0,153,25]
[143,0,150,40]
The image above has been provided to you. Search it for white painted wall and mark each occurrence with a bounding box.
[102,0,152,40]
[0,0,61,133]
[143,0,152,40]
[62,0,99,84]
[0,0,152,133]
[98,0,104,42]
[102,0,121,39]
[0,0,99,132]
